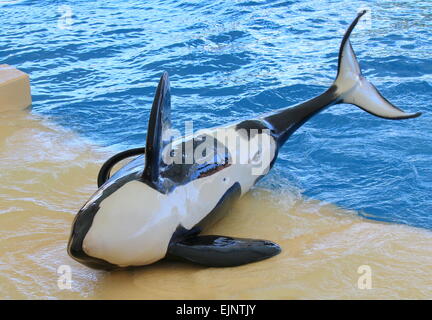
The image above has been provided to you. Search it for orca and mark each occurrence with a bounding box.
[68,11,421,270]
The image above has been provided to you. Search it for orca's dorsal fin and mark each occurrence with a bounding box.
[142,72,172,192]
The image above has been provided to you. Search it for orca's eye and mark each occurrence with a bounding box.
[252,149,261,163]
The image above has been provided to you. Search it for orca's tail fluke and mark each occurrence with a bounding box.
[263,10,421,146]
[333,10,421,119]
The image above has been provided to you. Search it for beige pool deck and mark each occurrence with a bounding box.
[0,64,31,111]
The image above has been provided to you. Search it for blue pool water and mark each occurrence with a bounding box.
[1,0,431,229]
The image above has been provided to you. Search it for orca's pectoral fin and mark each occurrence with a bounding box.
[167,235,281,267]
